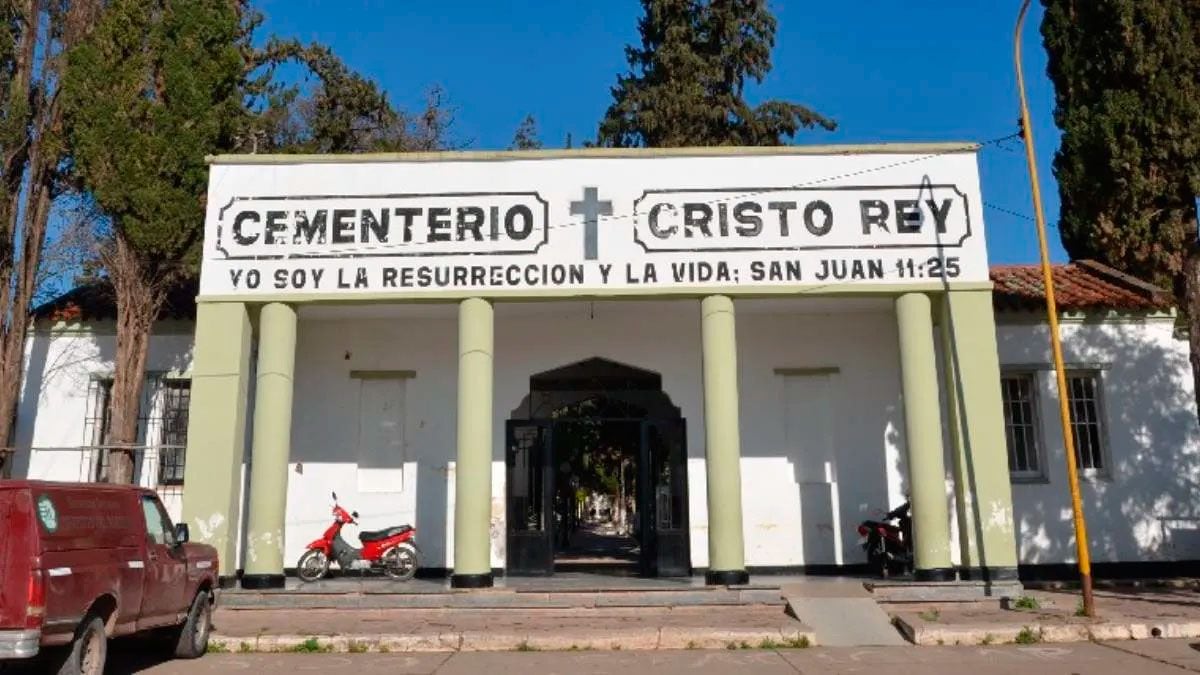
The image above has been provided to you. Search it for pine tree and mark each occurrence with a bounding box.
[510,114,543,150]
[1041,0,1200,415]
[60,0,245,482]
[598,0,834,147]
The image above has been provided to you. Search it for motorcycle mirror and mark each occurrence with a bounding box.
[351,511,359,519]
[331,491,338,501]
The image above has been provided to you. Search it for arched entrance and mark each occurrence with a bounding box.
[506,357,689,577]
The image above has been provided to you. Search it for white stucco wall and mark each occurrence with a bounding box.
[996,314,1200,565]
[285,299,907,570]
[14,324,195,522]
[16,304,1200,574]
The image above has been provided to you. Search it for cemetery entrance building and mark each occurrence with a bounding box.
[179,144,1022,590]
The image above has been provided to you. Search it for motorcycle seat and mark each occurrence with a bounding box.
[358,525,413,542]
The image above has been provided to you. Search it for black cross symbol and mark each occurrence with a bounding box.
[570,186,613,261]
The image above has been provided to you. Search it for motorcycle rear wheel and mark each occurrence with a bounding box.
[297,549,330,582]
[382,544,418,581]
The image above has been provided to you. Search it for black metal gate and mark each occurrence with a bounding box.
[504,417,690,577]
[639,419,690,577]
[505,420,554,576]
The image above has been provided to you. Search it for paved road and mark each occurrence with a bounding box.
[2,639,1185,674]
[3,640,1199,674]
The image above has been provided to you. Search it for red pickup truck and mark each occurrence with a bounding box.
[0,481,219,674]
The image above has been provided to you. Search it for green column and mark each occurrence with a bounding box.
[895,292,954,581]
[701,295,748,585]
[451,297,494,588]
[939,290,1020,580]
[180,302,251,588]
[241,302,297,589]
[939,307,979,573]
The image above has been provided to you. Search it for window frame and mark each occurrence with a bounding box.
[999,369,1047,483]
[1063,369,1111,480]
[155,378,191,487]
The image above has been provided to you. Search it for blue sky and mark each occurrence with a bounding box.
[256,0,1068,264]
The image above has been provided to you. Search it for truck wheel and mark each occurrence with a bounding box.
[52,615,106,675]
[171,590,213,658]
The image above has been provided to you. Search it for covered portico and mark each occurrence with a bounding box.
[180,145,1020,590]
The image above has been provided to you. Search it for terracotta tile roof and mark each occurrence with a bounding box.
[991,260,1172,312]
[32,279,198,323]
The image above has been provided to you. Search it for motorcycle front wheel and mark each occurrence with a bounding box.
[382,544,418,581]
[866,540,889,579]
[296,549,330,582]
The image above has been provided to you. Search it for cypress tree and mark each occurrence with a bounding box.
[1041,0,1200,415]
[599,0,834,147]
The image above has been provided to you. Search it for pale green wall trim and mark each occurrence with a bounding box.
[940,289,1020,570]
[180,303,252,573]
[197,282,995,306]
[701,295,747,575]
[939,302,976,569]
[773,367,840,376]
[896,292,953,572]
[349,370,417,380]
[243,303,298,579]
[209,142,979,165]
[453,297,494,577]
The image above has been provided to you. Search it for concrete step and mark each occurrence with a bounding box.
[866,580,1025,602]
[218,587,785,610]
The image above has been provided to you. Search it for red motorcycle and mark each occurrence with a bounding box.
[296,492,419,582]
[857,501,912,578]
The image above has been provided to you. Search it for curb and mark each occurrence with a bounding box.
[893,614,1200,646]
[208,625,817,653]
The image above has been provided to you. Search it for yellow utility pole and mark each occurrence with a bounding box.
[1014,0,1095,618]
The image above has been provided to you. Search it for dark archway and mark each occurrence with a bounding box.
[506,358,689,577]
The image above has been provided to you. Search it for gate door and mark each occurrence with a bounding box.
[505,420,554,576]
[639,419,690,577]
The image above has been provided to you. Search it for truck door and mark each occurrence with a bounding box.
[137,495,187,628]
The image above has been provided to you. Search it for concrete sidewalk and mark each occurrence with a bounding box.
[888,586,1200,645]
[87,640,1200,674]
[210,605,815,652]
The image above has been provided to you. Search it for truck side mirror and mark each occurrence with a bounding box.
[174,523,190,545]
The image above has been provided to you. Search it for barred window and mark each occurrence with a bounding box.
[1001,373,1043,480]
[84,378,115,481]
[1067,372,1107,473]
[157,380,191,486]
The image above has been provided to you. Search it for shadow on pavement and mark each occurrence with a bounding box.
[0,637,177,675]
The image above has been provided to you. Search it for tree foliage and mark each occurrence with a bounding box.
[0,0,100,469]
[598,0,834,147]
[510,114,543,150]
[59,0,244,481]
[1040,0,1200,415]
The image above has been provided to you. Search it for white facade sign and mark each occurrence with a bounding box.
[200,149,990,298]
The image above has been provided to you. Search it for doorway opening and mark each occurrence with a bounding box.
[506,357,689,577]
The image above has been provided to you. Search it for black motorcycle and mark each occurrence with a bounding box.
[856,501,912,578]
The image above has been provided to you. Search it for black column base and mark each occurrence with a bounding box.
[958,566,1021,582]
[450,572,494,589]
[240,573,286,590]
[217,575,239,590]
[705,569,750,586]
[982,566,1021,582]
[914,567,957,582]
